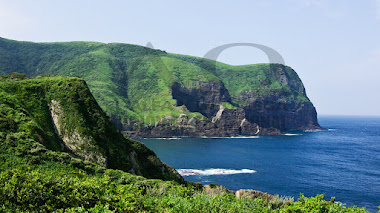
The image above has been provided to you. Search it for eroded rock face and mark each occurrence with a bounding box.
[235,189,274,199]
[241,92,320,131]
[49,100,107,166]
[123,79,321,138]
[171,81,231,118]
[202,184,276,201]
[176,114,188,125]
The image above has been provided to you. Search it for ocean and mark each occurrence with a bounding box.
[137,116,380,212]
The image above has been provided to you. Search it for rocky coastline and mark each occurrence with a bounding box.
[120,79,322,138]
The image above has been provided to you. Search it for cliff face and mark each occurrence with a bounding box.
[171,81,231,118]
[233,65,320,131]
[0,75,182,181]
[242,95,320,131]
[124,63,321,138]
[0,38,321,138]
[124,80,320,138]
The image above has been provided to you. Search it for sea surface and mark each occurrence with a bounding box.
[137,116,380,212]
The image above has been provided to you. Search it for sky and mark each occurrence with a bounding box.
[0,0,379,116]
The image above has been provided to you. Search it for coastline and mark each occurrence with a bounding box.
[126,126,326,139]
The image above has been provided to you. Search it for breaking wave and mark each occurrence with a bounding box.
[142,137,182,140]
[202,136,260,139]
[177,168,257,176]
[284,133,302,136]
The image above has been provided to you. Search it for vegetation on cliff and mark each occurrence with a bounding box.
[0,74,369,212]
[0,74,181,181]
[0,37,319,135]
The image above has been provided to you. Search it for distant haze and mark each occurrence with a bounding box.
[0,0,379,116]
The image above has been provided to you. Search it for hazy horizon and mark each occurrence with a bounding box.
[1,0,379,116]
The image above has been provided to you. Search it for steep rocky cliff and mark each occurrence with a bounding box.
[124,62,321,138]
[0,37,321,137]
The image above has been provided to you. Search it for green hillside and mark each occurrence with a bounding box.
[169,54,309,103]
[0,73,181,181]
[0,37,312,130]
[0,74,368,212]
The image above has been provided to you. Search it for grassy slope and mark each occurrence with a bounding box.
[0,75,368,212]
[168,54,310,104]
[126,55,221,125]
[0,75,181,181]
[0,37,310,126]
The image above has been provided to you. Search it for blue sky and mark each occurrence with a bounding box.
[0,0,379,115]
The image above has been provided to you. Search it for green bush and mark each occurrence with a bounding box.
[278,194,368,213]
[0,169,141,212]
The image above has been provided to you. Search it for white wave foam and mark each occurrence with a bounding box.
[303,129,319,132]
[284,133,302,136]
[303,129,327,132]
[143,137,182,140]
[202,136,260,139]
[228,136,260,139]
[177,168,257,176]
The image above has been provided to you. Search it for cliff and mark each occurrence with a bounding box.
[0,74,182,181]
[124,62,321,137]
[0,37,322,137]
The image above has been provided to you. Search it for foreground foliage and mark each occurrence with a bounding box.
[0,165,369,212]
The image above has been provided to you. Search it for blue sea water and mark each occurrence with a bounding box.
[137,116,380,212]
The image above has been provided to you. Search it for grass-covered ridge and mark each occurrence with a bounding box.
[0,73,181,181]
[169,54,310,104]
[0,74,369,212]
[0,37,312,128]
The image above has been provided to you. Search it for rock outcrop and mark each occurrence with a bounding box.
[123,78,321,138]
[235,189,274,199]
[171,81,231,118]
[50,99,107,166]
